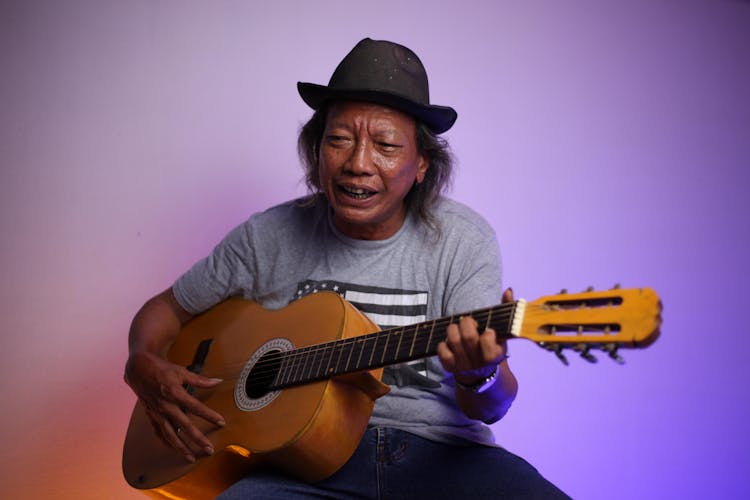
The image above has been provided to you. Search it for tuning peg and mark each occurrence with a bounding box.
[611,283,622,290]
[584,286,594,292]
[601,344,625,364]
[540,343,569,365]
[559,288,568,294]
[574,344,598,363]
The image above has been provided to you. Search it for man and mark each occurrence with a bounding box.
[125,38,568,498]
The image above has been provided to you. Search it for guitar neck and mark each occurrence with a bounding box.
[269,301,524,390]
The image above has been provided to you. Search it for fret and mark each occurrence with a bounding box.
[277,352,291,386]
[408,324,419,357]
[316,344,330,379]
[344,338,355,372]
[425,320,436,354]
[376,333,390,366]
[394,328,405,361]
[311,345,322,380]
[355,337,366,370]
[322,343,335,376]
[367,334,378,367]
[332,340,346,376]
[323,344,333,377]
[380,332,391,364]
[288,351,299,385]
[396,326,411,361]
[295,348,308,384]
[262,351,283,386]
[272,351,284,387]
[485,307,492,333]
[316,344,328,378]
[382,330,399,364]
[297,346,309,382]
[302,345,316,382]
[286,350,298,385]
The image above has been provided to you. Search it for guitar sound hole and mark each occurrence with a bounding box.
[245,350,282,399]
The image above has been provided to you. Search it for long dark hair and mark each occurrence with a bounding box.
[297,104,455,228]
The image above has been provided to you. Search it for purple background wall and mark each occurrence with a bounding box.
[2,1,748,498]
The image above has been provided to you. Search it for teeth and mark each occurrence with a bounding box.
[342,186,374,198]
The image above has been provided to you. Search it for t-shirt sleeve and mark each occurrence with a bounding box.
[172,220,258,315]
[442,220,503,316]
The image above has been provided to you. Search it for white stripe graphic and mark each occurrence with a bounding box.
[362,312,427,327]
[345,290,428,306]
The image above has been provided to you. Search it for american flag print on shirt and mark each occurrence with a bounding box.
[293,280,439,388]
[293,279,428,329]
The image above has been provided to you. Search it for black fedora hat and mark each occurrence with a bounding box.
[297,38,457,134]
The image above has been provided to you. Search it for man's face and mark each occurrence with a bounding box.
[318,101,428,240]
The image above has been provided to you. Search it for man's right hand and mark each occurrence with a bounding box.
[125,288,225,463]
[125,350,225,463]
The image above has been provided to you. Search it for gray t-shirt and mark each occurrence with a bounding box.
[173,195,503,446]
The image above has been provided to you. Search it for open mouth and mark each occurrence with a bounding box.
[339,185,377,200]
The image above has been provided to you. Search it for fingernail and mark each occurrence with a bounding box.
[218,419,226,426]
[205,446,215,455]
[186,454,196,463]
[209,378,223,383]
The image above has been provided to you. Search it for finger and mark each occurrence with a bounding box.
[157,391,223,455]
[163,419,199,462]
[477,328,504,364]
[171,412,216,457]
[437,340,457,372]
[502,287,514,303]
[445,322,473,371]
[177,390,226,428]
[152,384,220,452]
[457,316,485,368]
[146,407,197,462]
[183,371,224,389]
[160,376,226,427]
[159,401,216,458]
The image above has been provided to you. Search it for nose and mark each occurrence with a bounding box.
[346,139,375,175]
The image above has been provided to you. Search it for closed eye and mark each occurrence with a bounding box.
[378,142,403,152]
[325,135,351,148]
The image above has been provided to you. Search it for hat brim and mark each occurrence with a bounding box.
[297,82,457,134]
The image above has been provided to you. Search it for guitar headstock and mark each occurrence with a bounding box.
[519,286,661,364]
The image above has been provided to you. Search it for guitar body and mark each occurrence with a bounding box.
[122,292,389,499]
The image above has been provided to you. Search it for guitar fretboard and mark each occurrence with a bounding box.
[266,301,521,390]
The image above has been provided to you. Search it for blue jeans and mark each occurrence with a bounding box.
[217,427,570,499]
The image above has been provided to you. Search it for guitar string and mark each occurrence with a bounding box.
[243,322,515,387]
[244,301,622,386]
[243,307,518,385]
[267,309,514,367]
[249,308,515,376]
[207,298,627,392]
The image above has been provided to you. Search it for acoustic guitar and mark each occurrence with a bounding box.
[122,286,661,499]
